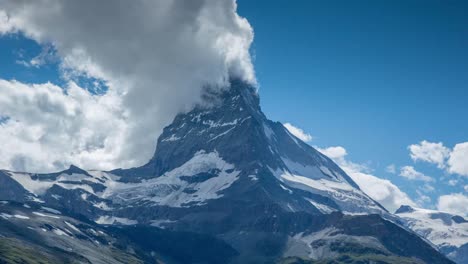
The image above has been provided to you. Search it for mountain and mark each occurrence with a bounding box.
[0,200,143,263]
[395,205,468,264]
[0,200,240,264]
[112,78,386,215]
[0,79,455,263]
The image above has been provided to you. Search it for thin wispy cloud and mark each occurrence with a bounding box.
[399,166,433,182]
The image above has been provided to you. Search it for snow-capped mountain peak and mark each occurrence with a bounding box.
[0,79,458,263]
[110,78,386,214]
[1,79,387,224]
[396,205,468,263]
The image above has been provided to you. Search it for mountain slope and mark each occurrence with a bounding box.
[0,199,451,264]
[0,200,144,264]
[1,79,387,220]
[396,205,468,264]
[0,200,243,264]
[113,78,387,215]
[0,79,455,263]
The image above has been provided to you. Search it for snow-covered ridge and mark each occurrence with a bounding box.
[2,79,385,217]
[4,150,240,210]
[284,228,387,260]
[8,170,109,196]
[269,164,385,215]
[396,205,468,248]
[103,150,240,207]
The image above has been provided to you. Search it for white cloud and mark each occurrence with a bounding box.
[447,142,468,176]
[385,164,396,174]
[437,193,468,217]
[408,140,468,177]
[0,10,14,33]
[350,171,417,213]
[317,147,416,213]
[317,146,347,159]
[419,184,435,193]
[283,123,313,142]
[416,190,431,206]
[0,79,128,172]
[0,0,255,172]
[399,166,433,182]
[408,140,450,168]
[448,179,458,186]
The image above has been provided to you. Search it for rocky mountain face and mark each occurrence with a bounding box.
[0,79,457,263]
[395,205,468,264]
[0,200,240,264]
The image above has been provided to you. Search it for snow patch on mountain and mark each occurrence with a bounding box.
[305,198,336,214]
[270,167,384,214]
[396,206,468,248]
[284,227,387,260]
[5,151,240,209]
[8,172,56,195]
[7,170,108,196]
[33,212,60,219]
[103,150,240,207]
[96,216,138,225]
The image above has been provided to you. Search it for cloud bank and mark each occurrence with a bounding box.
[0,0,255,172]
[317,146,416,213]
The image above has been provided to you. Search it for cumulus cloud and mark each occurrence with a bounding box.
[0,0,255,172]
[0,79,128,172]
[350,171,418,213]
[437,193,468,216]
[447,142,468,176]
[399,166,433,182]
[317,146,416,213]
[408,140,468,178]
[409,140,450,168]
[283,123,313,142]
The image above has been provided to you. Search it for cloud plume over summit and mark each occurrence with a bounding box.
[0,0,255,172]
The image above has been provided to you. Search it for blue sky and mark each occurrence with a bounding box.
[238,0,468,209]
[0,0,466,214]
[0,35,61,84]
